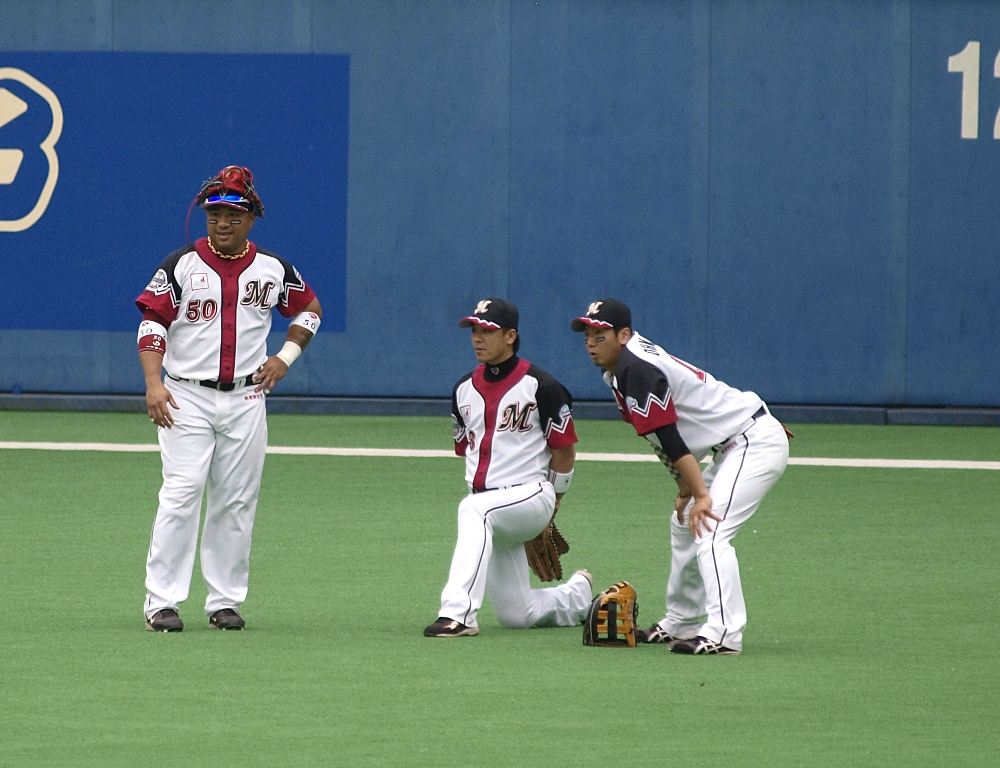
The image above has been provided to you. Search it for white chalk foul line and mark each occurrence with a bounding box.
[0,441,998,470]
[0,441,161,452]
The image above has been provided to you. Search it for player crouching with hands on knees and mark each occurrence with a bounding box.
[424,299,593,638]
[135,165,322,633]
[573,299,788,655]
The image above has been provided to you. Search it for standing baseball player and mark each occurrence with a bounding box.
[424,299,593,637]
[572,299,788,654]
[136,166,322,632]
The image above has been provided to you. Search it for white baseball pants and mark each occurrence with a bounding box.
[438,483,593,629]
[144,378,268,619]
[661,413,789,652]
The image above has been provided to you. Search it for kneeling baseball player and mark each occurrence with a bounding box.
[424,299,593,637]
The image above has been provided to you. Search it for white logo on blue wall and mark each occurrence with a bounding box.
[0,68,63,232]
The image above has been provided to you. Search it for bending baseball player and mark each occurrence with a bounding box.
[573,299,788,655]
[424,299,593,637]
[136,166,322,632]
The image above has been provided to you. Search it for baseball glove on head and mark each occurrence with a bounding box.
[583,581,639,647]
[196,165,265,217]
[524,521,570,582]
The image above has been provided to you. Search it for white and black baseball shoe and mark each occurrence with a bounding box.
[423,617,479,637]
[146,608,184,633]
[669,636,741,655]
[209,608,245,631]
[635,624,677,646]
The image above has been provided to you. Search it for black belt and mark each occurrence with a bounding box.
[472,483,523,495]
[167,373,253,392]
[711,405,769,454]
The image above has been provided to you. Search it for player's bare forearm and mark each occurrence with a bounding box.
[139,349,164,386]
[253,326,312,392]
[289,297,322,351]
[139,350,179,428]
[549,445,575,474]
[253,298,323,393]
[672,453,718,537]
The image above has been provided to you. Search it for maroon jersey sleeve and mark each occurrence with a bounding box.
[135,247,186,322]
[528,364,578,450]
[614,347,678,436]
[261,249,317,317]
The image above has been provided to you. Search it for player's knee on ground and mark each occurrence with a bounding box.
[491,596,536,629]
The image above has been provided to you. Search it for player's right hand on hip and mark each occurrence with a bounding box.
[252,357,288,394]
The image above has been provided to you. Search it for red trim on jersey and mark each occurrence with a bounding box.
[136,281,180,323]
[545,417,578,450]
[469,358,531,492]
[142,308,172,328]
[194,238,258,384]
[613,387,678,436]
[629,392,677,436]
[277,279,317,317]
[613,389,632,425]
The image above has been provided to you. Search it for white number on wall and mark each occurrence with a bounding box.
[948,41,980,139]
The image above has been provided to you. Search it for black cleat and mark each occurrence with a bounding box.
[635,625,677,645]
[146,608,184,633]
[423,617,479,637]
[669,635,741,655]
[209,608,245,630]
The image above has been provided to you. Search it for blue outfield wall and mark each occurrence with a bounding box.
[0,0,997,408]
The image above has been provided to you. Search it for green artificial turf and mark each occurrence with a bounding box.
[0,413,998,766]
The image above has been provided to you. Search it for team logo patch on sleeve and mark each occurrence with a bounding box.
[146,269,170,294]
[545,403,574,439]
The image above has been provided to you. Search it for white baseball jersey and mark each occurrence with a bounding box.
[135,238,316,382]
[452,356,577,492]
[606,332,763,459]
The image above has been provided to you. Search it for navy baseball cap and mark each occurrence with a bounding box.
[459,298,519,330]
[571,299,632,332]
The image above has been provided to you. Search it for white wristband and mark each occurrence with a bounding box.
[290,311,321,334]
[547,468,574,494]
[275,340,302,368]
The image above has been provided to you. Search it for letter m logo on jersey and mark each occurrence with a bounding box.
[241,279,276,308]
[498,402,537,433]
